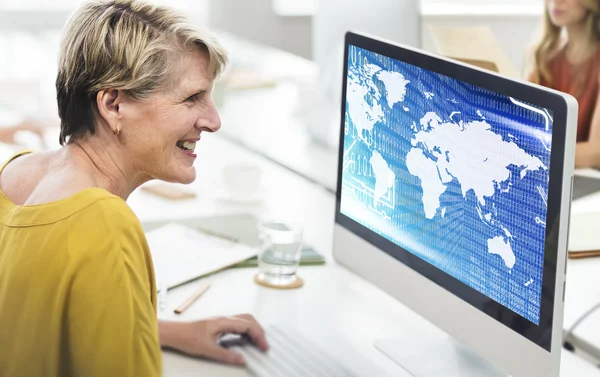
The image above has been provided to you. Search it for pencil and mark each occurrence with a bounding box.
[174,282,211,314]
[568,249,600,259]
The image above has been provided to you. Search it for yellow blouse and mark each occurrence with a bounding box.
[0,151,162,377]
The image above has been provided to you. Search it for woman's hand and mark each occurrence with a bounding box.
[158,314,269,365]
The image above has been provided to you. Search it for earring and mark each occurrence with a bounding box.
[113,125,121,136]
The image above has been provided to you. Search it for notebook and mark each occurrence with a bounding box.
[232,245,326,268]
[143,213,326,270]
[568,212,600,259]
[146,223,257,289]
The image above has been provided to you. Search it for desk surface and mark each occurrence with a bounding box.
[564,169,600,360]
[123,133,600,376]
[157,255,600,377]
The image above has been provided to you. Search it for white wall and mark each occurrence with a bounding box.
[208,0,311,59]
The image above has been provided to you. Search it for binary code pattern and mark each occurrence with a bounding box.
[340,45,553,324]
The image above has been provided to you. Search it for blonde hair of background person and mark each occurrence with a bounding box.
[527,0,600,169]
[0,1,268,376]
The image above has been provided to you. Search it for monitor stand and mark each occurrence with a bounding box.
[374,335,509,377]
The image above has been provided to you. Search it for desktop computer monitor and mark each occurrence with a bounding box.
[333,31,576,377]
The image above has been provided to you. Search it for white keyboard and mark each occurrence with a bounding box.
[221,325,359,377]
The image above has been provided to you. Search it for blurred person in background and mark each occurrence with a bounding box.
[0,119,47,146]
[528,0,600,168]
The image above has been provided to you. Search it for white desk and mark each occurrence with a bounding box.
[565,254,600,359]
[564,169,600,360]
[121,133,600,376]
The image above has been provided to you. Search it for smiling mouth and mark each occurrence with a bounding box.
[176,140,197,153]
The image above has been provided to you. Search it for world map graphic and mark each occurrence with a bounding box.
[340,45,554,324]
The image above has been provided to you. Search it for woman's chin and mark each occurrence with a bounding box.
[163,167,196,185]
[177,172,196,185]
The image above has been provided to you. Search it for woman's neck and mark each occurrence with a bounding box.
[64,137,149,201]
[565,22,596,64]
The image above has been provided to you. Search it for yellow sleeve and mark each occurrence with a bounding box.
[65,198,161,377]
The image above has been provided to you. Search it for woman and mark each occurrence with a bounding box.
[0,1,268,376]
[528,0,600,168]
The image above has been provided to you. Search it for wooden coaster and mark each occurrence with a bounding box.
[254,274,304,289]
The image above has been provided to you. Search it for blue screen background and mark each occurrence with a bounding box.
[340,45,554,324]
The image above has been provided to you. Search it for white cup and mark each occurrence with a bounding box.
[221,163,262,199]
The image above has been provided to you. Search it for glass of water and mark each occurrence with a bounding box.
[255,220,303,287]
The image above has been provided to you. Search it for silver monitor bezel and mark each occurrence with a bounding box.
[333,31,576,377]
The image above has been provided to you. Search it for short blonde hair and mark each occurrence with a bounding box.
[56,0,228,145]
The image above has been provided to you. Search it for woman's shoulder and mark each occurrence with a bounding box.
[72,193,144,236]
[0,150,57,203]
[67,194,150,267]
[0,150,46,181]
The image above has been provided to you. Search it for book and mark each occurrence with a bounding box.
[232,245,326,268]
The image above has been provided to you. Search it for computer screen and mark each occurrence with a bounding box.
[339,44,553,325]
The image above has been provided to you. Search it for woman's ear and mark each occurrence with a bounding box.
[96,89,122,135]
